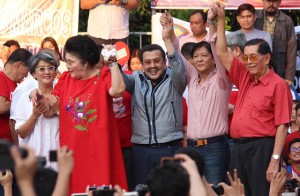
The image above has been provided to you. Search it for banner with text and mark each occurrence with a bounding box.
[152,0,300,9]
[0,0,79,54]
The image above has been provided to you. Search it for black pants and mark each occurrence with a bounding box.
[231,137,275,196]
[122,147,134,191]
[88,35,127,45]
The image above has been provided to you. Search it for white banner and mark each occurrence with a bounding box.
[0,0,79,54]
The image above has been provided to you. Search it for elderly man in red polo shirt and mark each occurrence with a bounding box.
[214,3,292,196]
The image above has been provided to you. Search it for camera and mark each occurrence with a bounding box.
[0,139,27,170]
[89,185,110,191]
[284,178,298,191]
[92,189,115,196]
[160,157,183,166]
[49,150,57,162]
[211,185,224,195]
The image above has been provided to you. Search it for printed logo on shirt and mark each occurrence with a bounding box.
[113,97,125,119]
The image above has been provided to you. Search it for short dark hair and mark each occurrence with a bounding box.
[181,42,196,60]
[140,44,166,63]
[237,3,256,16]
[244,39,272,56]
[6,48,32,68]
[34,167,57,196]
[189,10,207,23]
[191,41,213,59]
[289,138,300,152]
[244,39,273,67]
[64,35,99,67]
[146,164,190,196]
[3,40,20,48]
[175,146,205,176]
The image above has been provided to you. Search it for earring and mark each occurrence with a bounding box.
[83,65,87,70]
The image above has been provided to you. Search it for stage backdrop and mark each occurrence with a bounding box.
[152,0,300,9]
[0,0,79,54]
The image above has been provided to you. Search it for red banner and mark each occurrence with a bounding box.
[152,0,300,9]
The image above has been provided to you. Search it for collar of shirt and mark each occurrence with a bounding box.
[250,69,275,86]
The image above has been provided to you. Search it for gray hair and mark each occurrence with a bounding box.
[226,33,247,52]
[28,48,60,74]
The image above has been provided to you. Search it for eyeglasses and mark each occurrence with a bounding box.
[290,147,300,153]
[241,54,261,63]
[35,66,56,72]
[64,59,79,66]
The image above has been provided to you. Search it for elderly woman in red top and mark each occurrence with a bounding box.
[45,36,127,193]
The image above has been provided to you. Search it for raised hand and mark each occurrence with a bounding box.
[213,1,226,19]
[218,169,245,196]
[269,172,286,196]
[48,95,60,114]
[11,145,37,183]
[0,169,13,194]
[32,101,48,119]
[208,5,217,21]
[57,146,74,175]
[161,11,173,41]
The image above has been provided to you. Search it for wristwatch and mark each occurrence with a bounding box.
[120,0,128,5]
[272,154,280,160]
[207,19,216,25]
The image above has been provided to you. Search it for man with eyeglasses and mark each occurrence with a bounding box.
[0,49,32,144]
[214,2,292,195]
[284,138,300,182]
[255,0,297,84]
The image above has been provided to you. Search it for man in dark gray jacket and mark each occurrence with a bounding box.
[122,23,187,186]
[254,0,297,83]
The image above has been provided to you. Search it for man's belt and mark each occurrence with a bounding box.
[233,137,273,144]
[188,135,227,147]
[134,139,182,148]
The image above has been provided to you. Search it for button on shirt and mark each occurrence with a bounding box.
[174,35,232,139]
[229,57,292,138]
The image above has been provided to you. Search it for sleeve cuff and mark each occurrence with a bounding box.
[166,50,179,62]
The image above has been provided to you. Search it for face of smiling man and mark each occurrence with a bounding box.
[142,50,166,85]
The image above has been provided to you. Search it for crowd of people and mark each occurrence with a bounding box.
[0,0,300,195]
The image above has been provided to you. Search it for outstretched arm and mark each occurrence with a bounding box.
[215,2,233,72]
[52,146,74,196]
[11,145,37,196]
[161,11,187,94]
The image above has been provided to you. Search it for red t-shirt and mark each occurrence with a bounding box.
[182,97,188,126]
[113,70,132,148]
[0,71,17,142]
[52,67,127,193]
[229,57,292,138]
[228,88,238,132]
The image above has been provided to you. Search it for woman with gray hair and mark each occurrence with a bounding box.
[14,48,60,170]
